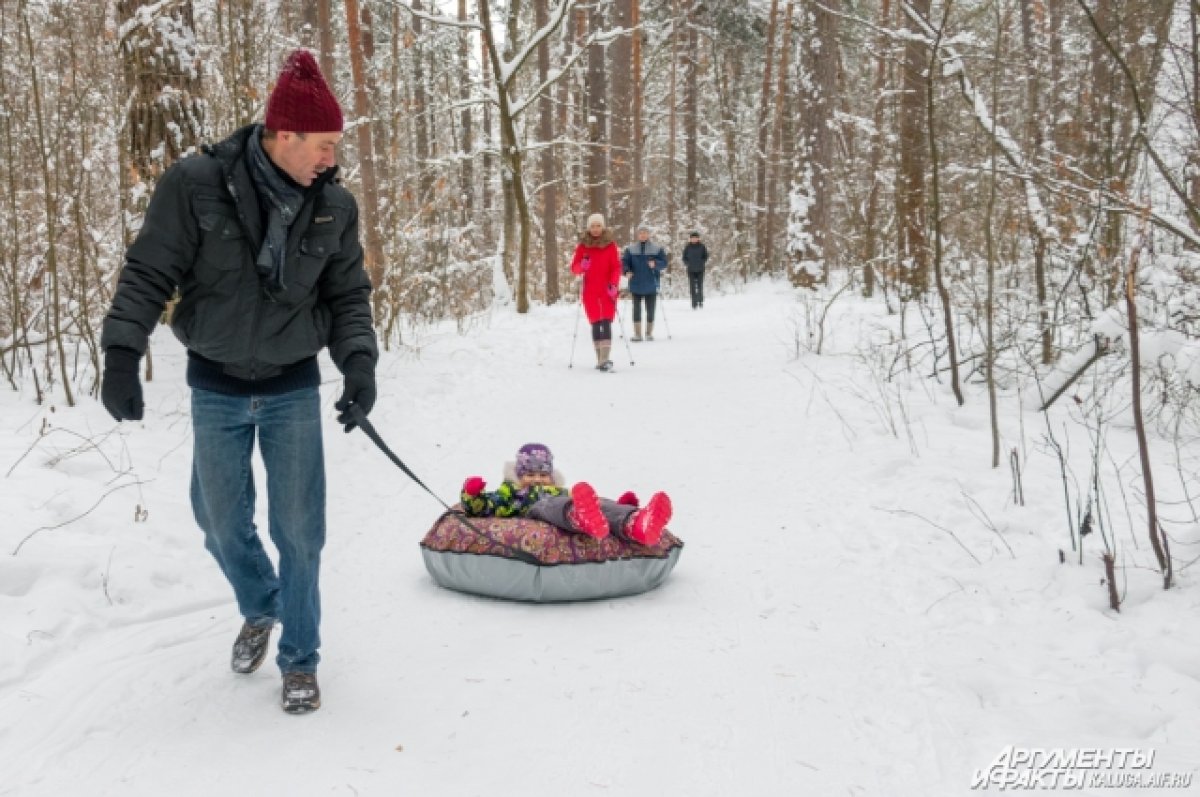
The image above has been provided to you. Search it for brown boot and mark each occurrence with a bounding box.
[595,342,613,371]
[231,621,274,674]
[646,322,655,341]
[631,323,643,342]
[281,671,321,714]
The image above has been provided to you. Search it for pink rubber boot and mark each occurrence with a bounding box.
[625,491,672,546]
[567,482,609,539]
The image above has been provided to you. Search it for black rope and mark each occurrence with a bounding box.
[348,406,541,565]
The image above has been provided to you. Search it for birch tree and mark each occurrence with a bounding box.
[477,0,582,311]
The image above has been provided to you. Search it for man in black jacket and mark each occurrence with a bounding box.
[99,50,377,714]
[682,231,709,308]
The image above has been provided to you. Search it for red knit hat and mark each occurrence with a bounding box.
[265,49,343,133]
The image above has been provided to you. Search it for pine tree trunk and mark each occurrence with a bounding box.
[345,0,385,290]
[361,6,391,198]
[765,2,794,277]
[411,0,433,211]
[897,0,930,297]
[316,0,336,82]
[1190,3,1200,242]
[610,0,634,239]
[587,4,609,214]
[537,0,561,303]
[667,0,680,243]
[571,8,587,201]
[459,0,475,226]
[791,0,838,288]
[631,0,644,234]
[755,0,781,270]
[1020,0,1053,364]
[812,0,838,277]
[862,0,892,298]
[216,0,256,127]
[480,31,495,244]
[713,42,748,276]
[498,3,520,291]
[684,0,699,222]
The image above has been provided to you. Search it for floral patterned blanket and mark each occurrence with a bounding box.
[420,510,683,565]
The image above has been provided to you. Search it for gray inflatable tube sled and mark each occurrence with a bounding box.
[420,511,684,602]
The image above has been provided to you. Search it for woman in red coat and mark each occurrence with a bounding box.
[570,213,623,371]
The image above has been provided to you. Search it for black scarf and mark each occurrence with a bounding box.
[245,126,304,293]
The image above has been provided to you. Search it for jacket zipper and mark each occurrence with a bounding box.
[224,153,333,381]
[227,176,263,380]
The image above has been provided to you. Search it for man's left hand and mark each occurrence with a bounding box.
[335,354,377,433]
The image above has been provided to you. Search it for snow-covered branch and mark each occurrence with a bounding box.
[383,0,484,31]
[509,27,626,118]
[496,0,579,86]
[900,1,1053,239]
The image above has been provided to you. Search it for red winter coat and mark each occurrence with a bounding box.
[570,229,622,324]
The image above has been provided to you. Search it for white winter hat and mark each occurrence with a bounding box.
[587,213,605,228]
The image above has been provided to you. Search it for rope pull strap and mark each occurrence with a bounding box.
[348,406,541,566]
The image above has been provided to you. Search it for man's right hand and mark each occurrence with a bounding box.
[101,347,144,422]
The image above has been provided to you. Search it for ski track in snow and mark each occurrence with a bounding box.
[2,281,1199,796]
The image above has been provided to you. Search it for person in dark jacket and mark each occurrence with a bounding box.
[99,50,378,715]
[621,226,668,341]
[682,231,709,309]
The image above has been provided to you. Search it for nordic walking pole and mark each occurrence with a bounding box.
[568,294,583,368]
[658,277,673,340]
[614,305,636,366]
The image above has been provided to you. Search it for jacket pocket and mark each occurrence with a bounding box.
[195,213,246,290]
[293,234,341,289]
[297,235,340,282]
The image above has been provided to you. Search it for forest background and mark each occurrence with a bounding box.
[2,0,1200,594]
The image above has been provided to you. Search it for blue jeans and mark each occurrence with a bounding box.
[190,387,325,674]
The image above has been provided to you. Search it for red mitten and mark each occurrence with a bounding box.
[463,476,486,496]
[607,284,619,300]
[617,490,639,507]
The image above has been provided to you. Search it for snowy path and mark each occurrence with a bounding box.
[2,282,1199,796]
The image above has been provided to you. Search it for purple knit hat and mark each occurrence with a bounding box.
[515,443,554,477]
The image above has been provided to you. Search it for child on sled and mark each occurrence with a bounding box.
[459,443,673,547]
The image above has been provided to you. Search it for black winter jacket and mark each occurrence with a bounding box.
[682,242,709,274]
[101,125,377,381]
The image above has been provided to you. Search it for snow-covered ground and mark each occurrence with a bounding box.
[2,281,1198,796]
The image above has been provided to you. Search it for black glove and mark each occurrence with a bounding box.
[101,347,144,422]
[335,353,376,433]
